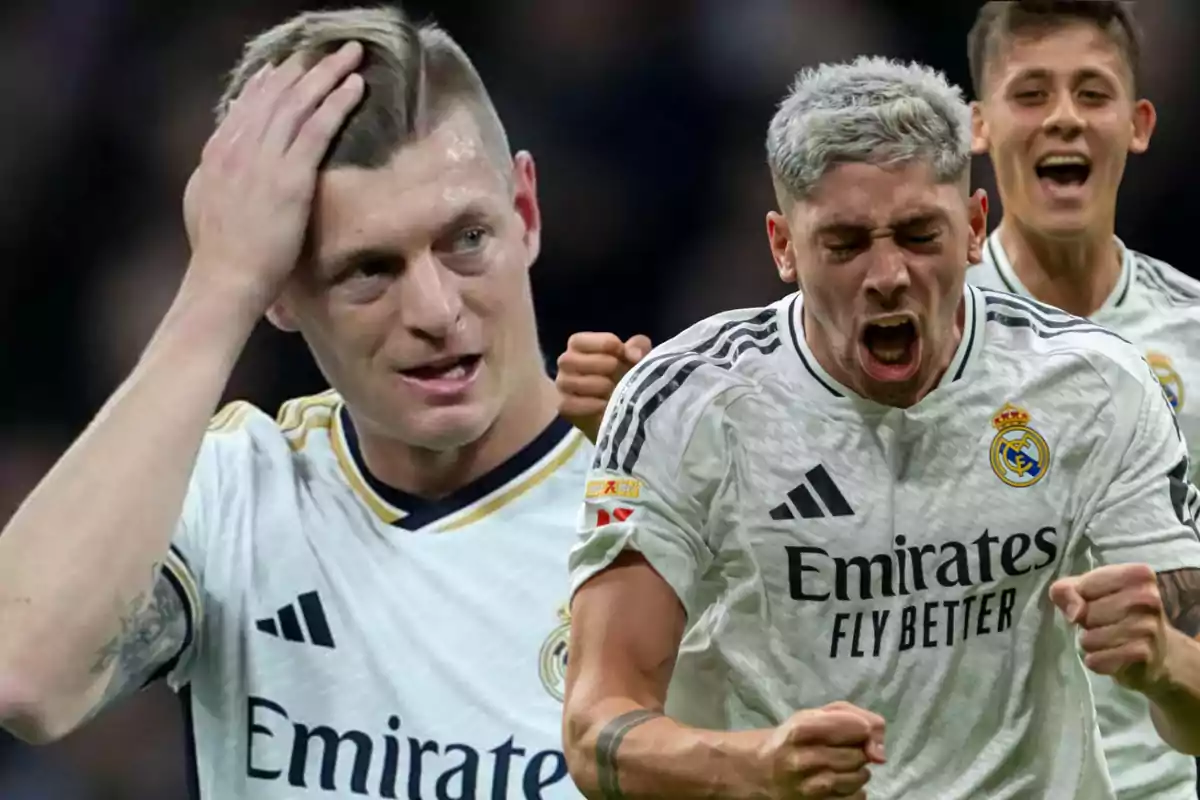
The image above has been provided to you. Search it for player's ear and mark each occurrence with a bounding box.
[970,101,990,156]
[266,299,300,333]
[766,210,797,284]
[511,151,541,268]
[1129,98,1156,155]
[966,188,988,265]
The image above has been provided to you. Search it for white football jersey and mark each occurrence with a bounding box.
[970,232,1200,800]
[158,391,590,799]
[570,286,1200,800]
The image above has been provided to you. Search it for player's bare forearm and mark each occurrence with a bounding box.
[0,284,245,740]
[564,554,764,798]
[564,698,763,799]
[1146,569,1200,755]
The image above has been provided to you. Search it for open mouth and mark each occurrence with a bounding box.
[398,354,482,383]
[1035,154,1091,190]
[859,317,921,382]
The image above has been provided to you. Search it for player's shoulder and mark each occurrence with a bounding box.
[629,299,786,393]
[1130,248,1200,310]
[977,288,1156,395]
[200,390,341,463]
[595,301,785,473]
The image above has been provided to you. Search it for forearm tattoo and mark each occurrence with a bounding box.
[87,563,190,712]
[1158,568,1200,639]
[596,709,664,800]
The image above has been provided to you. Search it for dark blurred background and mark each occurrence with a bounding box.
[1,0,1197,796]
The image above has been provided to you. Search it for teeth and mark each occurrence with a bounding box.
[873,348,906,364]
[1038,154,1089,167]
[871,317,910,328]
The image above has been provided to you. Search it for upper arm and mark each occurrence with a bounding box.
[80,413,236,722]
[81,544,198,722]
[1082,359,1200,571]
[567,551,687,710]
[566,355,732,701]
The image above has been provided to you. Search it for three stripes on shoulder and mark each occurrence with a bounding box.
[983,292,1128,343]
[595,308,781,474]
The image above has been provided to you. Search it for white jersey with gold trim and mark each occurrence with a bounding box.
[969,232,1200,799]
[570,285,1200,800]
[158,391,589,799]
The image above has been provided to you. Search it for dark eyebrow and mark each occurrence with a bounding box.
[1011,66,1117,86]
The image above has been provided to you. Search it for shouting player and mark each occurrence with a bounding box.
[559,56,1200,800]
[0,8,587,798]
[967,3,1200,796]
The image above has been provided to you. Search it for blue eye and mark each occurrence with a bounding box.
[451,227,488,253]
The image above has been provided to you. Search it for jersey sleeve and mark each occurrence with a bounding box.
[569,354,736,618]
[1078,359,1200,570]
[151,400,254,690]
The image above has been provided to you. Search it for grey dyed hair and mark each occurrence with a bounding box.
[767,56,972,202]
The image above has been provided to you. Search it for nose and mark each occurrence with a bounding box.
[863,242,911,309]
[395,253,462,341]
[1042,91,1084,139]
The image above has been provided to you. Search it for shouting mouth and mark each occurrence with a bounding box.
[859,316,921,383]
[1035,153,1091,200]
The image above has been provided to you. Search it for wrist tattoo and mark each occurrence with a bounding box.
[596,709,663,800]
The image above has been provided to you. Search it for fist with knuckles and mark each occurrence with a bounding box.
[756,701,886,800]
[1050,563,1178,693]
[556,332,652,443]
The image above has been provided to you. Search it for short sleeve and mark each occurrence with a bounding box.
[1080,361,1200,570]
[152,401,252,689]
[569,355,733,617]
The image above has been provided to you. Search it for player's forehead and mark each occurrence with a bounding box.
[800,161,958,233]
[986,21,1132,91]
[310,111,509,262]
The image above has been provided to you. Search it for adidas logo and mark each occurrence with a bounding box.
[769,464,854,520]
[255,590,336,649]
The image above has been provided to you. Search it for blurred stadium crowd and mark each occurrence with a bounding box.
[0,0,1198,796]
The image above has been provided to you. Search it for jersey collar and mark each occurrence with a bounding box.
[331,405,583,530]
[783,282,985,403]
[983,229,1135,317]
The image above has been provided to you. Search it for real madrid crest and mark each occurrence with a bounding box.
[1147,351,1184,412]
[989,403,1051,488]
[538,605,570,702]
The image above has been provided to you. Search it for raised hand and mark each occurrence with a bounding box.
[557,332,652,443]
[182,41,365,317]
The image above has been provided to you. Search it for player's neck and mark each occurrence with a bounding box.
[998,218,1121,318]
[354,373,561,500]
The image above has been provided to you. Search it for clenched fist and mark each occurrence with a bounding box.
[557,332,651,443]
[182,41,365,319]
[756,701,886,799]
[1050,563,1172,693]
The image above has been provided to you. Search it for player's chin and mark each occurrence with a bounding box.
[1025,197,1097,238]
[857,320,923,386]
[399,403,495,450]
